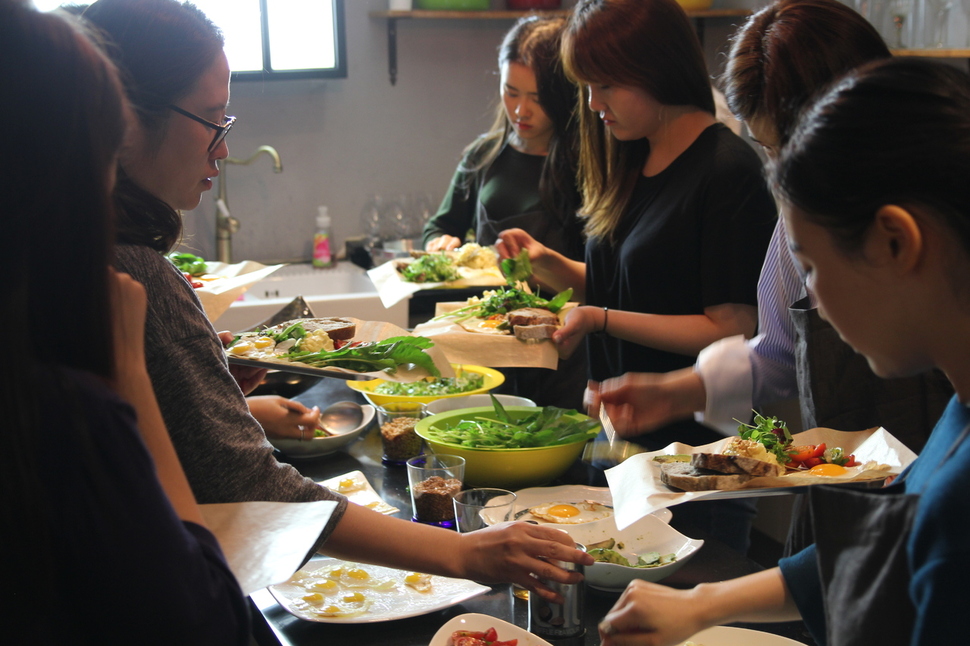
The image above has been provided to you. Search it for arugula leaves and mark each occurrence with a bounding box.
[168,252,208,276]
[279,336,440,377]
[424,396,600,449]
[401,254,460,283]
[435,285,573,324]
[500,249,532,285]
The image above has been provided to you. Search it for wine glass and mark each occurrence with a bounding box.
[888,0,914,48]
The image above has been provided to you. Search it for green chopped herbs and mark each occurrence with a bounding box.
[401,253,460,283]
[735,411,794,464]
[374,371,485,396]
[588,548,677,569]
[423,397,599,449]
[433,285,573,324]
[167,252,208,276]
[500,249,533,285]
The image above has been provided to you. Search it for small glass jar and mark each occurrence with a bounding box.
[376,402,426,466]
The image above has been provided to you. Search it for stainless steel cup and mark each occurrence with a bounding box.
[528,543,586,639]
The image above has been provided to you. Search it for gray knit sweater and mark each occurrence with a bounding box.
[115,244,347,546]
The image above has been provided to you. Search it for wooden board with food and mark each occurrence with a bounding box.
[225,317,454,382]
[604,414,919,529]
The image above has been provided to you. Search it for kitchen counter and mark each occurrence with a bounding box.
[249,378,816,646]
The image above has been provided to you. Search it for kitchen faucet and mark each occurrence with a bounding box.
[215,145,283,263]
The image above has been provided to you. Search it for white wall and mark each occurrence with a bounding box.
[176,0,969,264]
[176,0,750,263]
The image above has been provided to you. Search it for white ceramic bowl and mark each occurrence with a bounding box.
[567,514,703,591]
[429,613,552,646]
[268,404,375,459]
[424,393,536,416]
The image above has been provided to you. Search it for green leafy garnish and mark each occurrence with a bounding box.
[402,253,460,283]
[168,252,208,276]
[280,336,440,377]
[433,285,573,324]
[270,322,307,343]
[735,411,794,464]
[500,249,532,285]
[588,548,677,569]
[374,372,484,396]
[423,399,599,449]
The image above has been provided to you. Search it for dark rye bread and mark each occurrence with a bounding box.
[690,453,784,477]
[660,462,756,491]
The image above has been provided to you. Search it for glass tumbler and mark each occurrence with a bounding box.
[406,454,465,528]
[377,402,426,466]
[453,488,517,533]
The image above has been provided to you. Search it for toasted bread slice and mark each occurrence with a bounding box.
[268,317,357,341]
[690,453,784,477]
[660,462,756,491]
[513,323,558,342]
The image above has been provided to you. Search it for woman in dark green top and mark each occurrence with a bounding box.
[423,15,585,262]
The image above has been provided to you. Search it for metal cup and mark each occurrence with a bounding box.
[528,543,586,639]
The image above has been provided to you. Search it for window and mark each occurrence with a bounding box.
[34,0,347,81]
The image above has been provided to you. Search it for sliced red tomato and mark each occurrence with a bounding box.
[845,455,860,467]
[483,628,498,642]
[803,456,824,468]
[812,443,827,458]
[492,641,518,646]
[788,445,816,464]
[452,637,486,646]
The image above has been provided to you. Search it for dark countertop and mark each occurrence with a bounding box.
[249,378,816,646]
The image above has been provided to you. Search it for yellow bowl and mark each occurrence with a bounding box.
[347,364,504,407]
[416,406,597,489]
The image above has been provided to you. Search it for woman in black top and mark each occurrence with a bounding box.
[497,0,776,552]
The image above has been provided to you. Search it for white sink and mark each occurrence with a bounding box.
[211,262,408,332]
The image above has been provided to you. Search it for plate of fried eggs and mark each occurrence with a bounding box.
[269,558,489,623]
[480,485,671,529]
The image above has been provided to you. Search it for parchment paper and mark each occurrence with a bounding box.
[195,260,284,322]
[367,258,505,308]
[409,302,576,369]
[200,500,338,595]
[606,427,917,530]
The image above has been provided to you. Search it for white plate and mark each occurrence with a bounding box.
[270,405,375,459]
[481,485,672,528]
[429,613,552,646]
[318,470,399,515]
[681,625,808,645]
[269,558,488,624]
[569,514,703,592]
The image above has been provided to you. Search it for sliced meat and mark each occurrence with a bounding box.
[507,307,559,327]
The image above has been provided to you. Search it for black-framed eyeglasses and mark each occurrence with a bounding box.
[167,104,237,152]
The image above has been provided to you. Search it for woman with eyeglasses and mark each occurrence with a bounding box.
[83,0,591,598]
[1,3,247,642]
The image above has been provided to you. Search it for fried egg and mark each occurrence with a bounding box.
[529,501,613,524]
[458,315,511,336]
[404,572,433,593]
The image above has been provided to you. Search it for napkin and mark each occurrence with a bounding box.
[367,258,504,308]
[200,500,338,595]
[195,260,284,322]
[605,427,918,531]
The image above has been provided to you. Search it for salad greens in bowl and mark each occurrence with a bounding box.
[347,364,503,407]
[416,399,601,489]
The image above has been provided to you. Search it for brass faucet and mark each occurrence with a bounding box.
[215,145,284,263]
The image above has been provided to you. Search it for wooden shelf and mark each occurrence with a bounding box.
[892,48,970,57]
[370,8,752,84]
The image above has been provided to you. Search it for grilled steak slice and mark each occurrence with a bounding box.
[508,307,559,327]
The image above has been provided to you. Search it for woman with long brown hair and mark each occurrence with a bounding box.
[497,0,776,552]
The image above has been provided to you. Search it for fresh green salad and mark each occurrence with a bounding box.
[435,285,573,325]
[422,395,599,449]
[282,336,440,377]
[500,248,532,284]
[588,547,677,569]
[736,411,794,464]
[401,253,460,283]
[374,372,485,396]
[167,252,208,276]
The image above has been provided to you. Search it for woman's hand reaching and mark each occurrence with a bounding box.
[248,395,321,441]
[217,330,268,394]
[455,521,594,602]
[425,234,462,252]
[585,369,707,438]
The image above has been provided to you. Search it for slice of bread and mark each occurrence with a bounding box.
[508,308,559,327]
[513,323,558,342]
[660,462,756,491]
[690,453,784,477]
[275,317,356,341]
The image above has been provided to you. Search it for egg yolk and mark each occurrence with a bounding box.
[253,336,274,348]
[547,504,580,518]
[808,463,848,477]
[481,319,503,329]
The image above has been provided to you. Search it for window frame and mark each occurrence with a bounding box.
[231,0,347,82]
